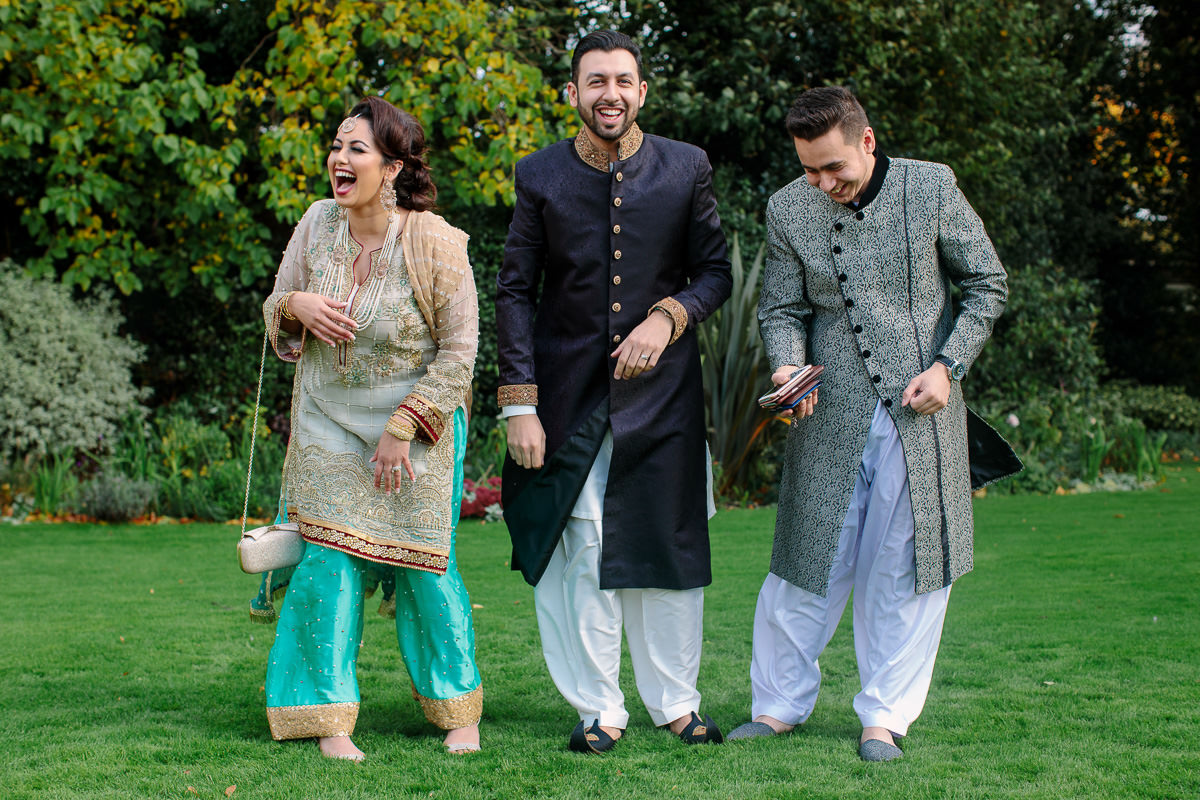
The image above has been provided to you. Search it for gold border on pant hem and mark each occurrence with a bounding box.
[412,684,483,730]
[297,521,449,574]
[267,702,359,740]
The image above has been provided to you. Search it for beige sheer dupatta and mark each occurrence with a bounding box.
[397,211,478,437]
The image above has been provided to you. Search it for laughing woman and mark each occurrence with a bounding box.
[261,96,481,761]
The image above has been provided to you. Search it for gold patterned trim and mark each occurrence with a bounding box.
[267,702,359,741]
[398,392,445,444]
[574,123,644,172]
[412,684,483,730]
[497,384,538,406]
[265,292,305,362]
[649,296,688,345]
[298,521,449,574]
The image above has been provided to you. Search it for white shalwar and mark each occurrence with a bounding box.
[532,427,713,730]
[749,400,951,737]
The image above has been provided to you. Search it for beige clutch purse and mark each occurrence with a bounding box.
[238,331,304,575]
[238,522,304,574]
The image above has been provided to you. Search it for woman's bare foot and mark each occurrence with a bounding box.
[598,724,623,742]
[860,725,896,746]
[443,723,481,754]
[754,715,795,735]
[319,735,365,762]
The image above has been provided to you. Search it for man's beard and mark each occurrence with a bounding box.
[580,102,637,142]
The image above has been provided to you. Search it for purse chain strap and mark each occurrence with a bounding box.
[240,331,269,538]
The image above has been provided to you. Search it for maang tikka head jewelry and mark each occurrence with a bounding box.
[339,114,361,134]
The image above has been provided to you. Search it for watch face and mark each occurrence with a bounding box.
[937,356,965,380]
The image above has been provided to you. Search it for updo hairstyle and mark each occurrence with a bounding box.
[345,96,437,212]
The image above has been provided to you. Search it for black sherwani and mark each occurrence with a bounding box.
[496,127,731,590]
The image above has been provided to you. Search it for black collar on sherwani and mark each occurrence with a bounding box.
[846,151,891,211]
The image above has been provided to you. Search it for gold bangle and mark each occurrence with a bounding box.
[281,291,298,321]
[385,414,416,441]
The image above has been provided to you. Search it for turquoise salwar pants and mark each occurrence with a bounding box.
[264,408,482,739]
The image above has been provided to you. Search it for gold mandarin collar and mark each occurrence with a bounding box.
[574,123,644,172]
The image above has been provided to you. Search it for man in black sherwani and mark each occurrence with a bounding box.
[495,30,732,753]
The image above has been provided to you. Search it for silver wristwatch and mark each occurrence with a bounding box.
[934,355,965,381]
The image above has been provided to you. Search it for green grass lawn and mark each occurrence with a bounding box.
[3,467,1198,800]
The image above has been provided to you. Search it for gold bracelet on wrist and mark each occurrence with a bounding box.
[281,291,298,321]
[385,414,416,441]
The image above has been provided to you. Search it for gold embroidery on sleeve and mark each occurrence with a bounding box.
[649,296,688,345]
[497,384,538,406]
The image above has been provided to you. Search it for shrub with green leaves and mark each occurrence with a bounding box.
[1100,383,1200,434]
[0,262,147,464]
[970,260,1105,403]
[150,406,283,520]
[74,472,158,522]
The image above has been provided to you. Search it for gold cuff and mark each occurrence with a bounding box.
[497,384,538,406]
[649,296,688,345]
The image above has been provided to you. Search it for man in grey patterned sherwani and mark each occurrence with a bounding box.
[727,87,1008,761]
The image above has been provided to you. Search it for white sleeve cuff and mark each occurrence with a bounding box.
[500,404,538,419]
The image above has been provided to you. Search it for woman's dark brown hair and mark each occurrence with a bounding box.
[345,96,437,212]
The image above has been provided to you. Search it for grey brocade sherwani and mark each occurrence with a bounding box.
[758,156,1008,596]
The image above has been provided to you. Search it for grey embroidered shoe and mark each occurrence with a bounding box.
[726,721,780,741]
[859,738,903,762]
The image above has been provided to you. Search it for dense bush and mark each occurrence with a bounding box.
[75,473,158,522]
[16,405,287,522]
[1100,383,1200,434]
[151,406,285,520]
[970,261,1106,404]
[0,263,148,464]
[979,387,1170,494]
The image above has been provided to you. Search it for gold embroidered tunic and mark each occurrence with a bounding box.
[263,200,478,574]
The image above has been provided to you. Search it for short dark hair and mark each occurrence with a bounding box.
[571,30,643,85]
[785,86,870,143]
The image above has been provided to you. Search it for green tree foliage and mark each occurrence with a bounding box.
[970,261,1106,404]
[1086,0,1200,392]
[0,0,571,298]
[583,0,1127,273]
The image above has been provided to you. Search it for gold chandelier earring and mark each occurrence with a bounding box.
[379,174,398,217]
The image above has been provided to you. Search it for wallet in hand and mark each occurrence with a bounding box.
[758,365,824,411]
